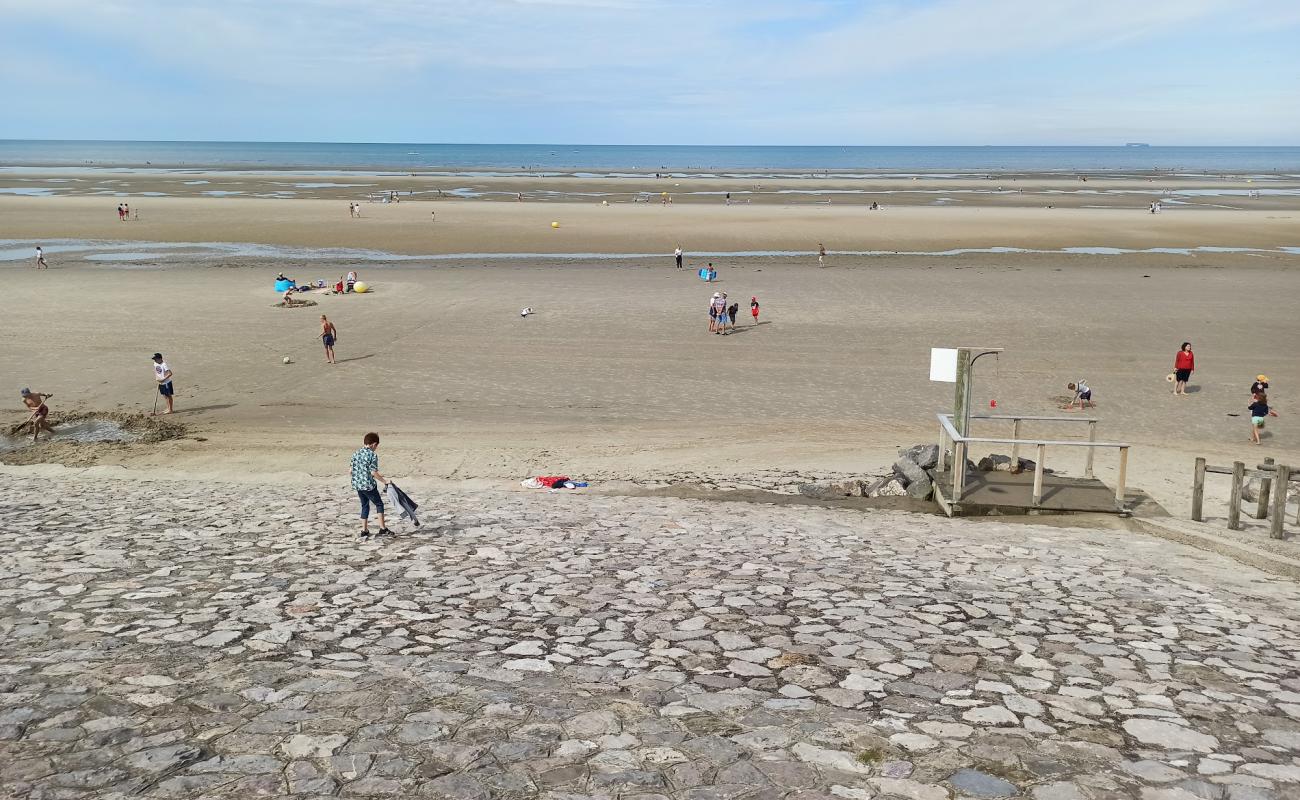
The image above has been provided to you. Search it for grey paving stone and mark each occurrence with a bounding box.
[3,472,1300,800]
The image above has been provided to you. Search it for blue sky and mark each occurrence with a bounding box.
[2,0,1297,145]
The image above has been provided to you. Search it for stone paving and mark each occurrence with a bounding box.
[3,472,1300,800]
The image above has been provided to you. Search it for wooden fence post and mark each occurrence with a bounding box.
[1227,461,1245,531]
[1254,457,1274,520]
[1032,444,1045,507]
[1115,446,1129,507]
[1085,420,1097,479]
[1191,457,1206,522]
[1271,465,1291,539]
[1011,418,1021,466]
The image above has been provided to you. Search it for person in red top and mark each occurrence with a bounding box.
[1173,342,1195,396]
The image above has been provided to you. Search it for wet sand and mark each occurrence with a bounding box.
[2,240,1297,515]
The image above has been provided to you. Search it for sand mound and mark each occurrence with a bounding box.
[1,410,187,466]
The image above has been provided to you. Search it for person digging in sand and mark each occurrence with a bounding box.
[152,353,175,415]
[350,432,392,539]
[1064,379,1093,410]
[17,388,55,442]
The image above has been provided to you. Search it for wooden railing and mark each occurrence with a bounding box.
[1192,457,1297,539]
[937,413,1131,510]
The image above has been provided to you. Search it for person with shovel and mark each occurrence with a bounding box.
[17,388,55,442]
[152,353,175,414]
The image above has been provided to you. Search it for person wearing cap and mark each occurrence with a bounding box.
[18,388,55,442]
[1251,375,1270,396]
[151,353,175,414]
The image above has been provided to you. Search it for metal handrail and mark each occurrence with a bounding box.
[966,413,1101,423]
[936,413,1130,510]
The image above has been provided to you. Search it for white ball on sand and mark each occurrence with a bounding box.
[283,356,292,364]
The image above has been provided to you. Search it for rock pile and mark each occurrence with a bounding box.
[889,443,940,499]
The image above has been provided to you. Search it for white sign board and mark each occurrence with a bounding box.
[929,348,958,383]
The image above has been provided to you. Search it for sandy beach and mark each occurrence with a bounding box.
[2,186,1298,517]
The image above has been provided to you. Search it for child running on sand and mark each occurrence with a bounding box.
[727,302,738,330]
[1248,392,1279,445]
[750,296,760,324]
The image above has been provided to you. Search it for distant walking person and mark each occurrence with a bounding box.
[34,246,48,269]
[727,302,738,330]
[320,315,338,364]
[750,296,760,324]
[151,352,175,414]
[1173,342,1194,396]
[350,432,392,539]
[19,388,55,442]
[124,203,130,220]
[818,243,826,267]
[674,246,683,270]
[117,204,125,222]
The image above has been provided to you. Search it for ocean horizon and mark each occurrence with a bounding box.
[3,140,1300,174]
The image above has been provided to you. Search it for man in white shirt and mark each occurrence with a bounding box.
[674,247,683,270]
[152,353,175,414]
[35,246,48,269]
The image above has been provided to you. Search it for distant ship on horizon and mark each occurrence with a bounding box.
[1125,142,1151,147]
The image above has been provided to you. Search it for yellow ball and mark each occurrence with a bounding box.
[353,281,369,293]
[551,221,560,228]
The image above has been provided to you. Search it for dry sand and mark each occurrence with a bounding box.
[1,190,1298,518]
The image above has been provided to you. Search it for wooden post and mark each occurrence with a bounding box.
[1011,418,1022,466]
[1191,457,1206,522]
[1085,421,1097,478]
[953,441,966,501]
[1227,461,1245,531]
[936,422,948,473]
[1255,457,1274,520]
[953,350,972,438]
[1270,465,1290,539]
[1115,446,1129,507]
[1032,444,1045,507]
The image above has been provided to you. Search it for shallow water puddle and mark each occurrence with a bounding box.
[0,419,142,453]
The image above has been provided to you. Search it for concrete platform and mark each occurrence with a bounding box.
[933,468,1137,516]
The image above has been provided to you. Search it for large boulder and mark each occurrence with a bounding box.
[897,444,940,470]
[893,457,930,487]
[904,474,934,500]
[798,480,866,499]
[869,477,908,497]
[977,454,1036,474]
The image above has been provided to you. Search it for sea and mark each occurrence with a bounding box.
[3,140,1300,174]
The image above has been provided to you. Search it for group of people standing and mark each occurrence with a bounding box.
[116,203,133,221]
[708,292,759,334]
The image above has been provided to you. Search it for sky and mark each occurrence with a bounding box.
[1,0,1298,145]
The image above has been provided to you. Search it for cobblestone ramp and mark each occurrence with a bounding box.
[2,474,1300,799]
